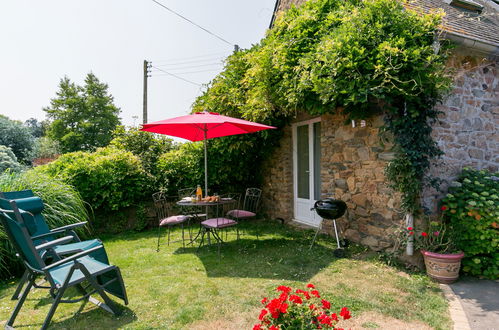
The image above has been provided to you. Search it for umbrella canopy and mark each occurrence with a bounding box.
[141,112,276,194]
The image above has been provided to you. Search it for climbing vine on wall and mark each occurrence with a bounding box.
[193,0,451,213]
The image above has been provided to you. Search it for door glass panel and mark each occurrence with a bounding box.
[313,122,321,200]
[297,125,309,199]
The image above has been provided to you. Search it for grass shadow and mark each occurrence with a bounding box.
[175,235,340,281]
[13,303,136,329]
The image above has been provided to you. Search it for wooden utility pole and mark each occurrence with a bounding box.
[143,60,149,124]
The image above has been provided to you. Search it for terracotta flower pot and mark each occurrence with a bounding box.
[421,250,464,284]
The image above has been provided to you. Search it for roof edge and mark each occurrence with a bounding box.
[269,0,281,28]
[442,30,499,57]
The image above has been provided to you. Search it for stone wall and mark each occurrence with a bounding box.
[261,113,403,251]
[261,125,294,222]
[263,0,498,251]
[423,49,499,212]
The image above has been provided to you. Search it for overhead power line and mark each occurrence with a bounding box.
[151,0,234,46]
[152,56,225,66]
[152,62,223,70]
[151,51,230,63]
[151,68,221,76]
[151,65,202,86]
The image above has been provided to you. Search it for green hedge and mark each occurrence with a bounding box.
[157,142,204,194]
[35,147,151,211]
[0,171,89,279]
[110,126,174,180]
[442,168,499,279]
[156,133,279,196]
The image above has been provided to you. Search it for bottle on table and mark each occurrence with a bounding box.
[196,185,203,202]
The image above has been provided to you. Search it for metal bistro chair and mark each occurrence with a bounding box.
[0,190,105,301]
[0,205,128,330]
[153,192,190,251]
[226,188,262,237]
[198,195,239,256]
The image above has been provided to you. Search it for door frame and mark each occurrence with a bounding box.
[292,117,321,227]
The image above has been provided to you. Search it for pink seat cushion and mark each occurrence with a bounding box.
[227,209,256,218]
[159,215,188,226]
[201,218,237,229]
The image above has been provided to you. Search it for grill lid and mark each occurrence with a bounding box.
[313,198,347,220]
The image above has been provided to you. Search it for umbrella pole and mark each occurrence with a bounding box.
[204,129,208,197]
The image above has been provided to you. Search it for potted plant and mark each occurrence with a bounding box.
[407,220,464,283]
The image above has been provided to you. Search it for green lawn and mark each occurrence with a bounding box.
[0,221,451,329]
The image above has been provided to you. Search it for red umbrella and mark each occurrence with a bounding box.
[141,112,276,194]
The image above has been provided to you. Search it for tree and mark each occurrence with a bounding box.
[44,73,121,153]
[0,115,35,163]
[24,118,45,138]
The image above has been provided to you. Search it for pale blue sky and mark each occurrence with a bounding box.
[0,0,275,126]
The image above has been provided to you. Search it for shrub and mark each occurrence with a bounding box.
[254,284,351,329]
[35,147,151,211]
[0,115,35,163]
[157,142,204,194]
[34,136,61,159]
[110,126,174,180]
[156,132,282,196]
[0,146,21,173]
[0,171,89,279]
[442,168,499,279]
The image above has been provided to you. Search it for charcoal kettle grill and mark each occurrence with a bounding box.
[310,198,348,257]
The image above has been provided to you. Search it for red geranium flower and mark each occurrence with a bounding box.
[289,294,303,304]
[259,309,268,321]
[409,231,414,235]
[276,285,292,294]
[331,313,338,321]
[441,206,447,211]
[269,326,279,330]
[307,283,315,288]
[421,232,428,237]
[311,290,320,298]
[309,303,316,310]
[253,324,262,330]
[318,313,333,326]
[321,299,331,310]
[407,226,413,231]
[296,289,311,299]
[261,297,268,305]
[340,307,351,320]
[280,302,288,313]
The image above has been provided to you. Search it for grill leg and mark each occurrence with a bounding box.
[333,220,341,249]
[310,227,321,250]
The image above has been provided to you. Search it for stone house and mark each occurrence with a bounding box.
[261,0,499,250]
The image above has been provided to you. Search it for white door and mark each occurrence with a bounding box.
[293,119,321,227]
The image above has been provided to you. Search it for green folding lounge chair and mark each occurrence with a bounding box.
[0,206,128,330]
[0,190,105,300]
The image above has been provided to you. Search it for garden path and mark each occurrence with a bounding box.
[449,278,499,330]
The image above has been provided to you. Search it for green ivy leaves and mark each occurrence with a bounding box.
[192,0,450,214]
